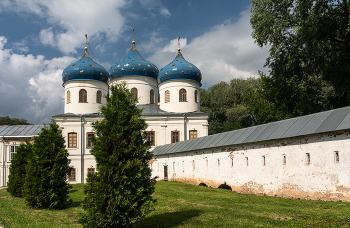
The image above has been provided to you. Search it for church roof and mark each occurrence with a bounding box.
[152,106,350,156]
[158,48,202,84]
[137,104,209,116]
[0,125,43,137]
[62,47,109,84]
[109,41,159,79]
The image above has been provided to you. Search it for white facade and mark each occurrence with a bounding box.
[151,130,350,201]
[110,76,159,105]
[64,80,108,114]
[159,80,201,113]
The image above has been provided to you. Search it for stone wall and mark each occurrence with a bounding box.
[151,130,350,201]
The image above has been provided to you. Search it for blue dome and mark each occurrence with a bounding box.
[109,41,159,79]
[62,48,109,84]
[158,50,202,83]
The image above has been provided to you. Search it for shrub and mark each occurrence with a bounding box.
[7,141,32,197]
[23,122,72,209]
[79,83,156,227]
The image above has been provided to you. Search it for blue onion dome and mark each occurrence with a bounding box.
[109,41,159,79]
[62,47,109,84]
[158,48,202,83]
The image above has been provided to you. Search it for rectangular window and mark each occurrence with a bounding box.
[231,157,234,167]
[262,155,266,166]
[171,131,180,143]
[86,132,95,148]
[283,154,286,165]
[192,160,195,171]
[189,130,198,139]
[335,151,339,163]
[306,153,310,165]
[10,145,18,160]
[245,157,249,166]
[147,131,155,146]
[68,168,76,181]
[68,132,77,148]
[87,168,95,175]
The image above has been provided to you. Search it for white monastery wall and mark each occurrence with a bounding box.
[151,130,350,201]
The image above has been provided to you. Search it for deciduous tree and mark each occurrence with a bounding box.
[250,0,349,110]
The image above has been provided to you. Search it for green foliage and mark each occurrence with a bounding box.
[250,0,350,111]
[22,122,72,209]
[0,116,31,125]
[243,73,335,124]
[200,78,261,134]
[79,83,156,228]
[7,141,32,197]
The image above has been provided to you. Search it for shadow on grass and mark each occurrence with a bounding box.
[135,209,201,228]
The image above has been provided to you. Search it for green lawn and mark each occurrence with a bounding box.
[0,181,350,227]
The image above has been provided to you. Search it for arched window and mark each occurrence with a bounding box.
[79,89,87,103]
[158,93,160,103]
[179,88,187,102]
[131,87,138,101]
[194,90,198,103]
[96,90,102,104]
[150,89,155,104]
[66,91,71,104]
[165,90,170,103]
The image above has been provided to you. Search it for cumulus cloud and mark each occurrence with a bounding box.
[1,0,127,54]
[148,10,269,85]
[0,36,74,124]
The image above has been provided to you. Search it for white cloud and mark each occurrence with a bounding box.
[1,0,127,54]
[138,0,171,17]
[40,27,55,47]
[0,36,74,124]
[148,10,269,85]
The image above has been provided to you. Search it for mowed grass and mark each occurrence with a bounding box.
[1,182,350,227]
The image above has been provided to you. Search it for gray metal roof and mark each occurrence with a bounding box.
[138,104,209,117]
[0,125,43,137]
[152,106,350,156]
[53,105,209,118]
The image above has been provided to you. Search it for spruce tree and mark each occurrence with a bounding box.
[79,83,156,228]
[23,122,72,209]
[7,141,32,197]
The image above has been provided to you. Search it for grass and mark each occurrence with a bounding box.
[1,182,350,227]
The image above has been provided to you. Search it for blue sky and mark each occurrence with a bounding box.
[0,0,269,124]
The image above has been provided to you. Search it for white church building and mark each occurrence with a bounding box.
[50,39,208,184]
[2,38,350,202]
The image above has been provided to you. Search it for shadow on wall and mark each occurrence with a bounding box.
[135,209,202,228]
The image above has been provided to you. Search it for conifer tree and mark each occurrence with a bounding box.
[7,141,32,197]
[79,83,156,228]
[23,122,72,209]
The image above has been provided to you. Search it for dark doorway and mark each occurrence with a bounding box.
[164,165,168,181]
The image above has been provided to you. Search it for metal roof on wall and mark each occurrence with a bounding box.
[0,125,43,137]
[152,106,350,156]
